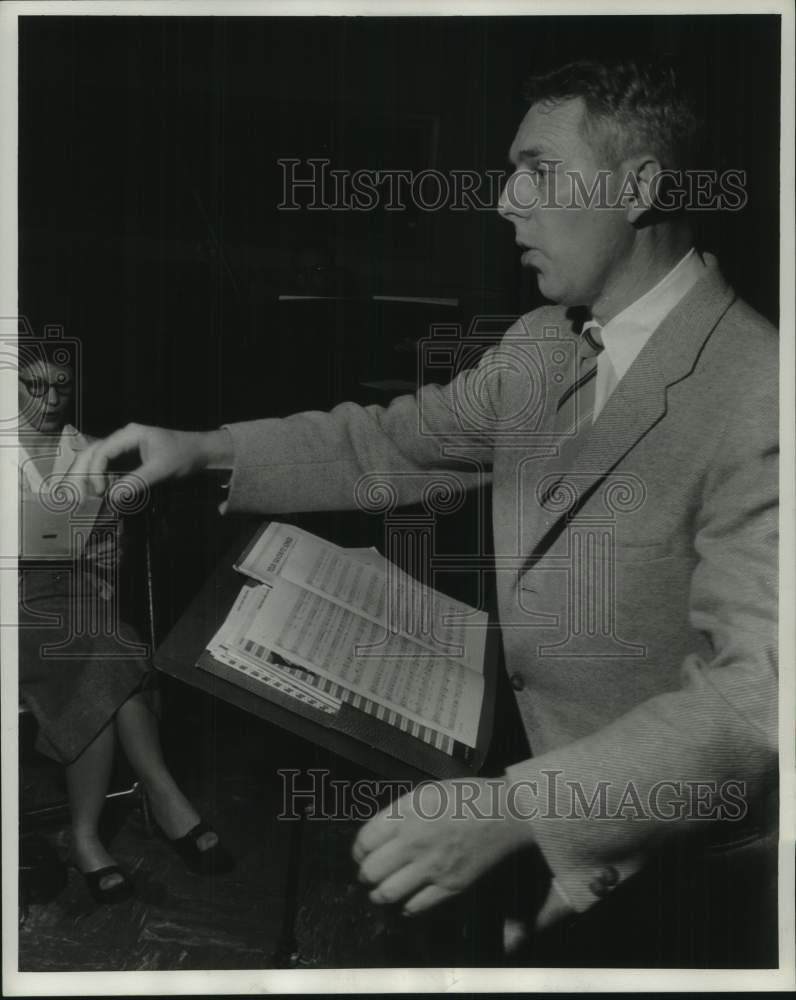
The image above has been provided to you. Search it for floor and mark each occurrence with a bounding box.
[17,687,424,971]
[16,657,780,973]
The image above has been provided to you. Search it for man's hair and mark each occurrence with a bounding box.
[523,58,702,171]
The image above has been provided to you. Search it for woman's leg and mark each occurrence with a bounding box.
[114,692,217,850]
[65,722,124,890]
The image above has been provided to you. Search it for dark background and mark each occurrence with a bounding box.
[20,15,780,428]
[18,13,781,626]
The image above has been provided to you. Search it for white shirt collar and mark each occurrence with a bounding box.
[18,425,89,491]
[587,248,706,385]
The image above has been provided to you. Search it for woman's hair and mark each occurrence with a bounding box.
[18,338,76,376]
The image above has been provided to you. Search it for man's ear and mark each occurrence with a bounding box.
[619,154,664,224]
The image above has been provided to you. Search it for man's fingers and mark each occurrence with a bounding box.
[66,437,112,496]
[402,884,456,916]
[86,425,149,494]
[65,440,100,491]
[368,861,427,906]
[107,472,150,507]
[352,807,401,864]
[357,836,408,887]
[66,425,149,496]
[74,444,113,498]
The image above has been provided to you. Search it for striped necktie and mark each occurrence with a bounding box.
[554,322,604,434]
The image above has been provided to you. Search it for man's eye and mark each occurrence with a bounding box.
[525,164,549,182]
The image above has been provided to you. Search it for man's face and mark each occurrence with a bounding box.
[498,97,633,308]
[18,360,74,434]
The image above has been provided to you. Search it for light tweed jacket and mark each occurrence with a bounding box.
[224,256,778,912]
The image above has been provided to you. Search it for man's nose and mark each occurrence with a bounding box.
[497,171,532,219]
[497,175,514,218]
[46,385,59,406]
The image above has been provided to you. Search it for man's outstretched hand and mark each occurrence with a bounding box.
[352,778,536,915]
[65,423,234,498]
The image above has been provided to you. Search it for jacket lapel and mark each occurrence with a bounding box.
[521,257,736,561]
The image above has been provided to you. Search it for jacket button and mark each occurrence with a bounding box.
[510,673,526,692]
[588,865,620,899]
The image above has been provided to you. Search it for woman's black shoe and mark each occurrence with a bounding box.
[168,821,234,876]
[78,864,134,905]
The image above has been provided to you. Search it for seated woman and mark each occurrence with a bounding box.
[17,344,232,904]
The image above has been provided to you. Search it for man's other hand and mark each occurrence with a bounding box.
[352,778,535,915]
[65,424,234,499]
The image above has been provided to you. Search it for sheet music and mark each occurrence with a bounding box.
[236,521,487,673]
[232,575,483,747]
[207,575,461,754]
[207,583,343,713]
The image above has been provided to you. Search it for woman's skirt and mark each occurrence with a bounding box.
[18,566,157,765]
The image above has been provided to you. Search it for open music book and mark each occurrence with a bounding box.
[200,522,490,756]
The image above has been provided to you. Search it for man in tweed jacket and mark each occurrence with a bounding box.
[72,59,778,964]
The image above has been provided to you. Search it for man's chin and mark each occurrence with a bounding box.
[533,272,584,307]
[533,272,564,304]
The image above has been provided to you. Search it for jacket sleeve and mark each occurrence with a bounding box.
[221,330,533,514]
[504,358,778,912]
